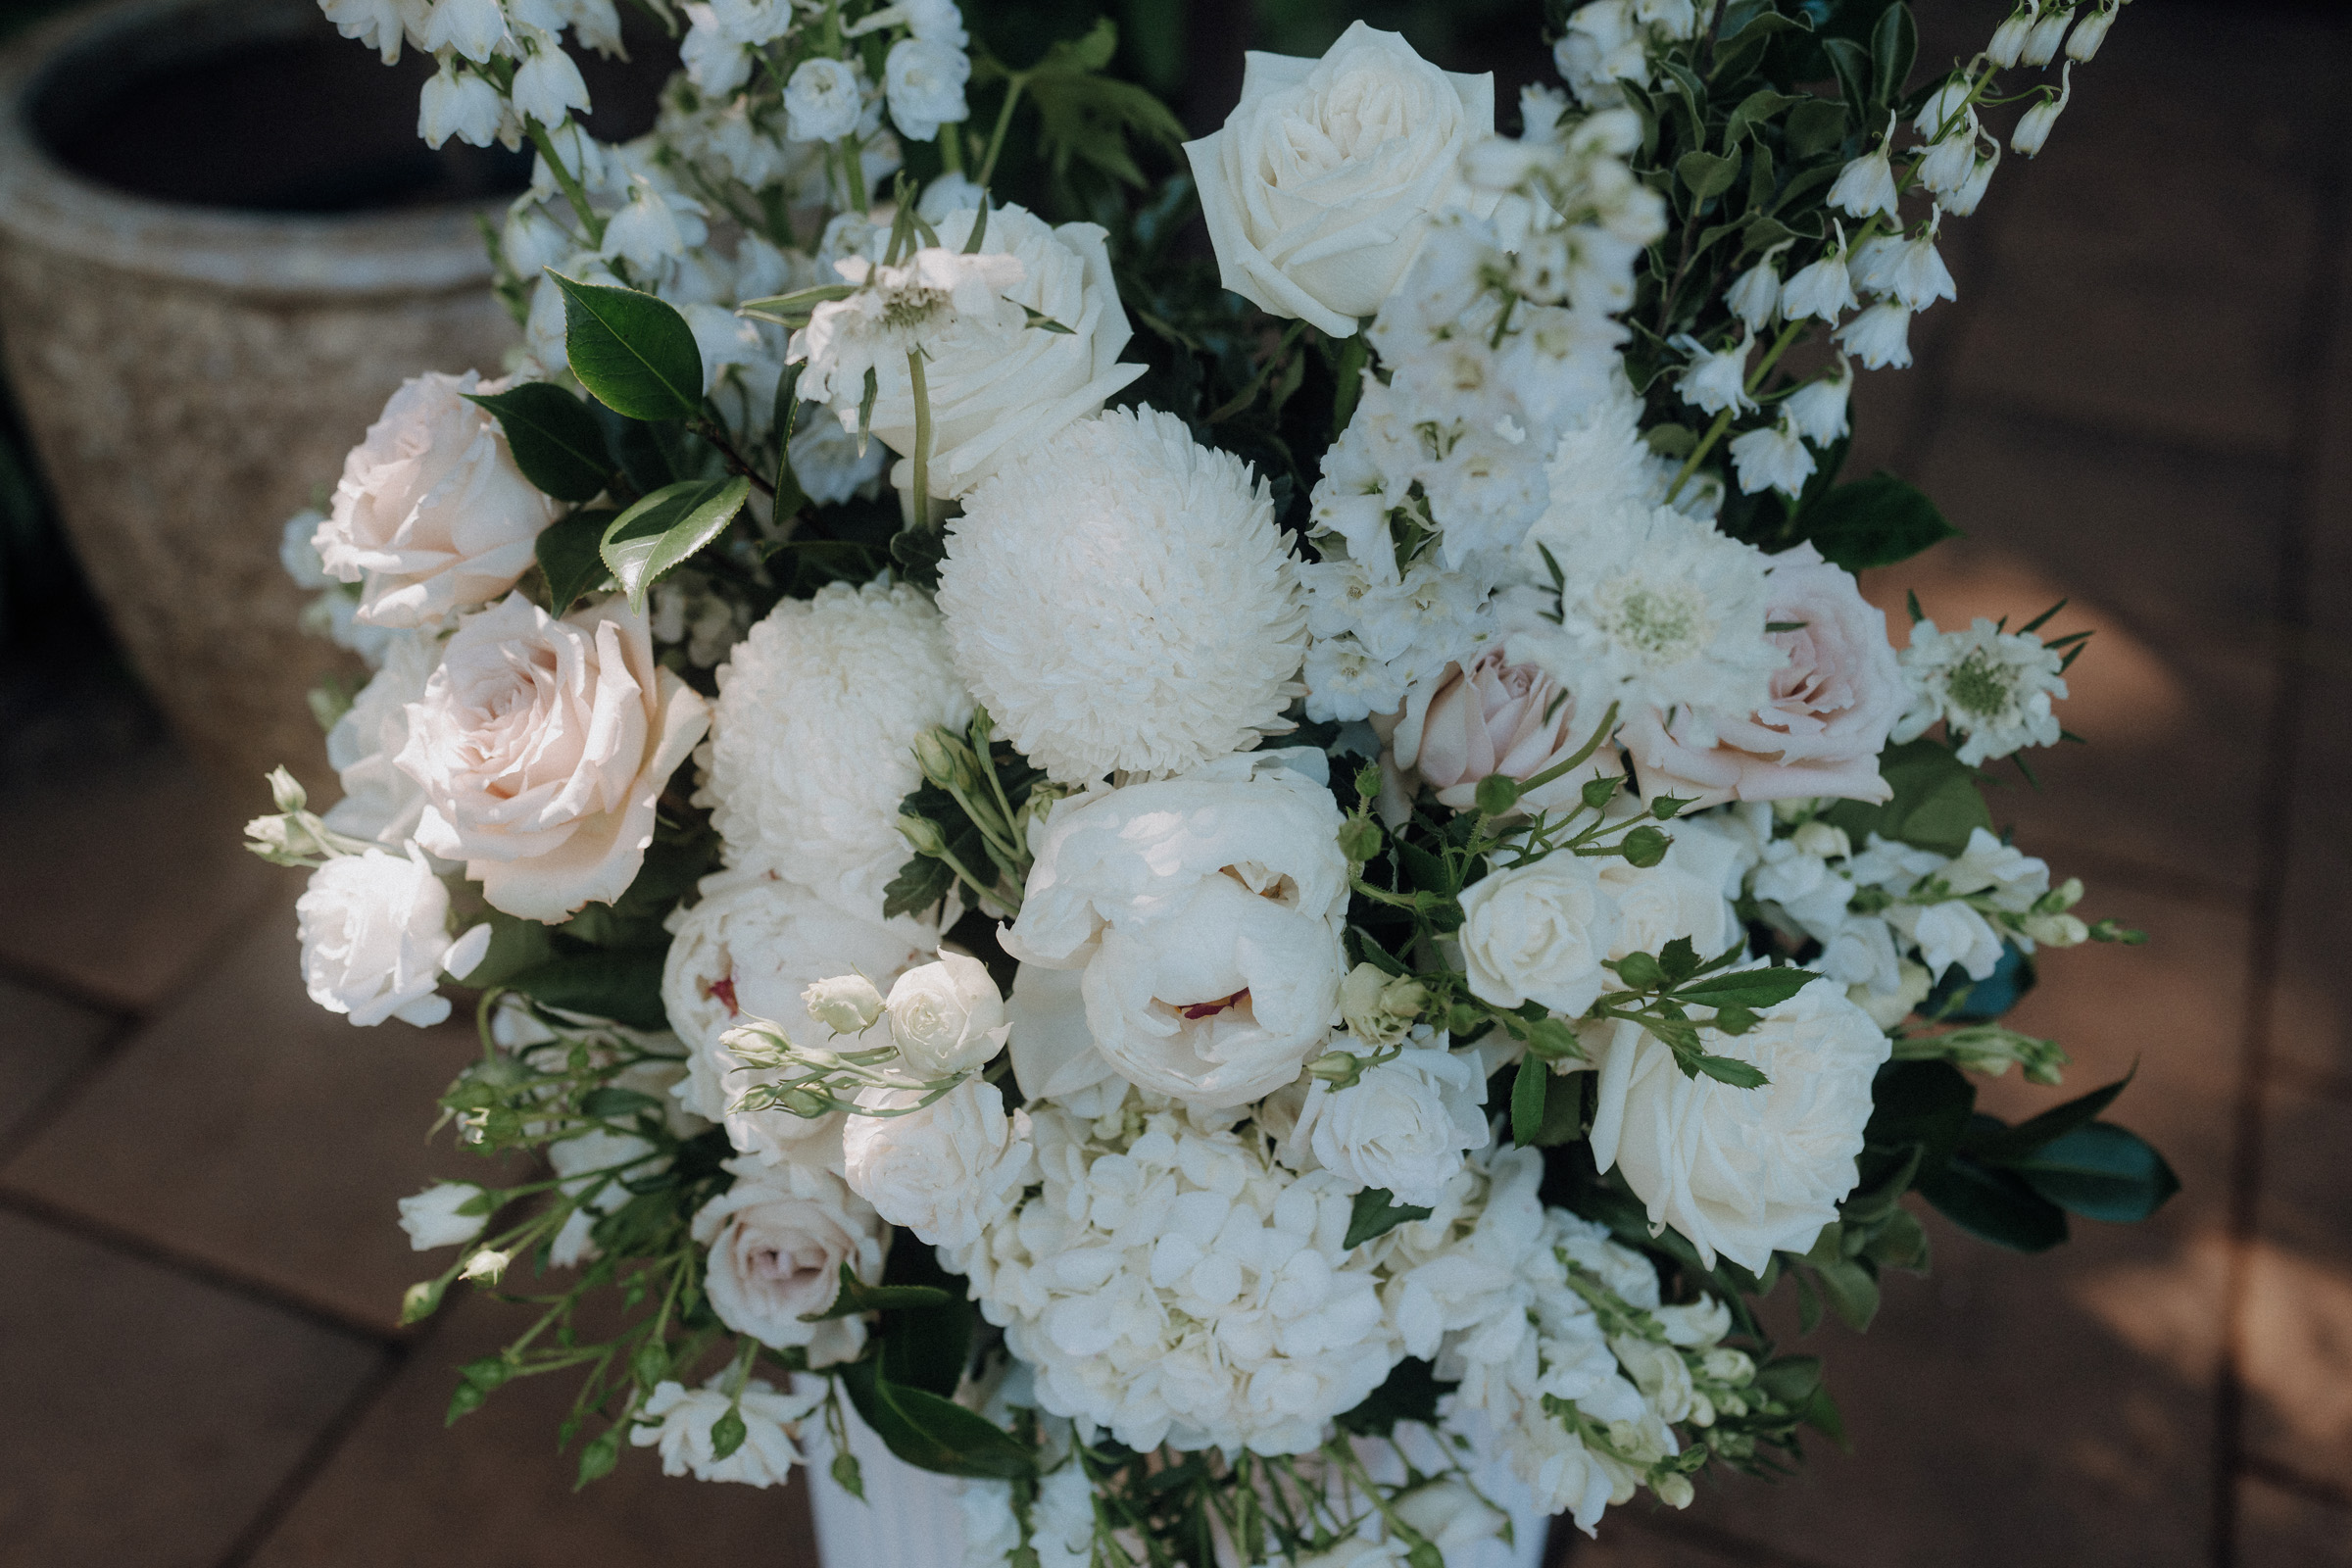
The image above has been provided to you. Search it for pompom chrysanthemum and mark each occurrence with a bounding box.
[935,407,1307,783]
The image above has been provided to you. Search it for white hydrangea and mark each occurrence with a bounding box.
[632,1375,819,1487]
[963,1092,1398,1455]
[937,407,1307,783]
[699,581,971,913]
[1891,615,2068,764]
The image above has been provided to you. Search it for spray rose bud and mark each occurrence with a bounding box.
[1790,821,1851,859]
[1305,1050,1366,1087]
[1339,962,1428,1047]
[268,765,309,813]
[885,952,1011,1077]
[911,728,968,790]
[898,812,949,857]
[2021,911,2089,947]
[459,1248,512,1283]
[803,973,887,1035]
[776,1087,830,1119]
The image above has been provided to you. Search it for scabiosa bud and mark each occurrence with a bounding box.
[1837,301,1914,369]
[1728,417,1816,498]
[2021,3,2076,66]
[1673,332,1756,415]
[1783,363,1852,446]
[1987,3,2036,68]
[1827,116,1901,221]
[2012,65,2073,157]
[418,58,505,148]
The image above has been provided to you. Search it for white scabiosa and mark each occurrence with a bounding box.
[1891,614,2069,764]
[699,581,971,913]
[936,407,1307,784]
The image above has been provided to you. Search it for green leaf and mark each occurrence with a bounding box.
[1862,1205,1932,1270]
[1693,1053,1771,1089]
[1345,1187,1434,1250]
[1960,1068,2135,1165]
[837,1360,1036,1480]
[1334,1356,1450,1435]
[551,271,705,423]
[535,509,615,614]
[1821,738,1991,857]
[504,950,669,1031]
[1800,471,1961,572]
[1023,20,1188,189]
[1822,35,1872,120]
[1784,97,1848,161]
[1799,1381,1850,1448]
[2008,1122,2180,1224]
[709,1405,748,1460]
[1510,1059,1549,1147]
[831,1449,866,1499]
[1917,1155,2069,1252]
[452,908,559,988]
[882,852,956,920]
[770,361,808,515]
[1812,1257,1882,1331]
[1676,966,1819,1008]
[579,1086,662,1119]
[601,475,751,612]
[1753,1354,1822,1406]
[1677,149,1740,201]
[1869,3,1918,110]
[467,382,614,502]
[800,1260,956,1322]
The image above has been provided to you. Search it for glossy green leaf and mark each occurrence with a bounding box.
[1960,1068,2135,1164]
[452,908,559,988]
[504,950,669,1031]
[1335,1357,1449,1436]
[1822,36,1872,120]
[1917,1154,2069,1252]
[1869,3,1918,110]
[1677,149,1740,201]
[551,271,705,422]
[578,1086,662,1120]
[1345,1187,1434,1250]
[1676,966,1819,1008]
[1693,1054,1771,1088]
[1801,471,1961,572]
[535,509,615,614]
[601,475,751,612]
[1784,97,1848,161]
[1510,1059,1549,1147]
[1812,1256,1882,1331]
[2008,1122,2180,1224]
[837,1360,1036,1480]
[467,382,614,502]
[1821,738,1991,857]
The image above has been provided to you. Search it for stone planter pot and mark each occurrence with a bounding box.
[0,0,521,799]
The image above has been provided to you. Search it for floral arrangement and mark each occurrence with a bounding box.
[255,0,2174,1561]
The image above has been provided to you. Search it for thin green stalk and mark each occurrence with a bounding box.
[976,77,1025,190]
[1664,318,1807,501]
[524,120,605,247]
[906,348,933,514]
[840,132,869,214]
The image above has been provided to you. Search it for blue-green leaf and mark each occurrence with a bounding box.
[2007,1122,2180,1224]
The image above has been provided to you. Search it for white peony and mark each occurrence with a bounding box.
[296,844,489,1027]
[840,1078,1035,1253]
[692,1154,886,1366]
[321,630,437,846]
[632,1375,819,1488]
[399,594,710,922]
[699,581,970,913]
[1287,1034,1490,1207]
[1184,22,1495,337]
[397,1181,488,1249]
[885,953,1011,1077]
[313,370,561,628]
[936,407,1308,783]
[1587,977,1890,1271]
[1454,854,1621,1017]
[1001,753,1349,1108]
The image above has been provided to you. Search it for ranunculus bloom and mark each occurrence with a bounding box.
[1587,977,1890,1271]
[1622,544,1904,808]
[1001,752,1349,1108]
[313,370,562,628]
[400,595,710,922]
[1454,854,1621,1017]
[297,844,489,1027]
[884,953,1011,1078]
[1185,23,1494,338]
[840,1078,1034,1254]
[691,1155,884,1366]
[1388,647,1622,815]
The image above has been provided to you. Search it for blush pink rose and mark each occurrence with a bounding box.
[1388,646,1622,814]
[1623,544,1903,808]
[400,594,710,921]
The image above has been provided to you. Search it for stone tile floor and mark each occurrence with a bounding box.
[3,3,2349,1565]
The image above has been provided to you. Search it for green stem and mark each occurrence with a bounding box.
[1664,318,1808,501]
[524,119,605,248]
[840,132,869,214]
[938,122,965,174]
[906,348,933,513]
[976,77,1025,190]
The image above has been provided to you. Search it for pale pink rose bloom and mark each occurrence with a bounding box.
[314,370,562,628]
[1623,544,1903,808]
[1387,646,1622,815]
[399,594,710,921]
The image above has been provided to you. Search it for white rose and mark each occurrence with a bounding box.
[1001,753,1349,1108]
[840,1079,1035,1252]
[296,844,489,1027]
[886,953,1012,1077]
[1455,855,1621,1016]
[397,1181,488,1249]
[631,1376,818,1488]
[313,370,561,628]
[1587,976,1891,1271]
[692,1155,885,1366]
[783,57,864,143]
[1288,1037,1489,1207]
[802,972,887,1036]
[321,630,437,847]
[884,35,969,141]
[1597,858,1738,962]
[1184,22,1495,337]
[400,594,710,922]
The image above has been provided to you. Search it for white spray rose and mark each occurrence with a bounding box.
[312,370,561,628]
[1001,753,1350,1108]
[886,953,1012,1077]
[296,844,489,1027]
[632,1376,818,1488]
[840,1079,1035,1253]
[1588,976,1891,1271]
[1597,858,1739,963]
[320,630,437,846]
[396,1181,488,1250]
[884,35,969,141]
[400,594,710,922]
[1184,22,1495,337]
[1455,855,1622,1016]
[692,1155,885,1367]
[1288,1036,1490,1207]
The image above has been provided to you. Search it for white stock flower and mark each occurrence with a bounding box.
[297,844,489,1027]
[1001,753,1349,1108]
[1288,1035,1490,1206]
[632,1376,819,1487]
[1456,854,1620,1016]
[937,407,1306,784]
[313,370,561,628]
[841,1078,1035,1253]
[1728,418,1816,498]
[322,631,437,846]
[784,56,865,142]
[1184,22,1495,337]
[400,595,710,921]
[699,581,970,913]
[692,1155,885,1366]
[1891,615,2068,764]
[885,36,970,141]
[886,954,1011,1077]
[1588,977,1891,1270]
[397,1181,488,1249]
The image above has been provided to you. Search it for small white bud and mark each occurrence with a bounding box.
[1791,821,1852,860]
[459,1248,512,1282]
[2012,65,2073,157]
[2065,5,2115,61]
[1986,5,2035,68]
[803,973,887,1035]
[2020,4,2075,66]
[1942,148,2000,217]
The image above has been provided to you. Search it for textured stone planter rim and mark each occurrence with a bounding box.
[0,0,499,301]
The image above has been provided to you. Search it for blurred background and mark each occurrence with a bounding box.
[0,1,2345,1565]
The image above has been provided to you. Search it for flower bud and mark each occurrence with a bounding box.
[2022,911,2088,947]
[1790,821,1851,859]
[1986,6,2034,68]
[1473,771,1521,816]
[776,1087,830,1118]
[912,727,968,790]
[2012,65,2073,158]
[268,765,309,813]
[459,1248,512,1283]
[1338,815,1384,863]
[898,812,948,857]
[2054,875,2085,909]
[1305,1050,1364,1087]
[885,952,1010,1077]
[2021,4,2075,66]
[803,973,887,1034]
[1339,962,1428,1048]
[1654,1472,1695,1509]
[2065,5,2114,61]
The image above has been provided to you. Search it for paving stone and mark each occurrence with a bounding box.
[1672,879,2238,1568]
[0,976,114,1147]
[243,1291,814,1568]
[0,893,497,1330]
[2237,1474,2352,1568]
[0,1209,382,1568]
[2242,1086,2352,1486]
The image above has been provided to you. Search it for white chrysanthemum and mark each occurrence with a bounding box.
[936,407,1307,783]
[1890,615,2068,765]
[962,1092,1397,1455]
[1503,505,1782,749]
[699,581,971,912]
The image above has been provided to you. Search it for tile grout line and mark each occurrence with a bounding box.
[206,1335,423,1568]
[2211,42,2352,1566]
